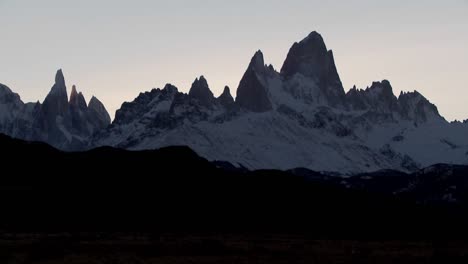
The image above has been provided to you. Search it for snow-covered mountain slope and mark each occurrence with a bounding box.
[0,70,111,150]
[93,31,468,173]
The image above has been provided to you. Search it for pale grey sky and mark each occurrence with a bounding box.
[0,0,467,120]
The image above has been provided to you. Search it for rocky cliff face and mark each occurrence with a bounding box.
[236,51,273,112]
[218,86,234,108]
[281,31,345,107]
[188,76,216,108]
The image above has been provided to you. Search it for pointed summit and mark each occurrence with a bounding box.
[221,86,232,97]
[89,96,111,126]
[188,76,215,107]
[280,31,329,78]
[249,50,265,72]
[70,84,78,97]
[69,85,78,106]
[42,69,69,118]
[162,83,178,93]
[303,31,325,42]
[47,69,68,97]
[281,31,345,106]
[236,51,273,112]
[69,85,87,110]
[218,86,234,107]
[55,69,65,87]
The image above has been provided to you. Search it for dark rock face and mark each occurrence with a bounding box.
[40,69,72,144]
[42,69,69,119]
[218,86,234,107]
[188,76,215,107]
[114,84,178,126]
[68,84,111,140]
[69,85,88,137]
[346,80,443,124]
[0,83,22,106]
[398,91,442,123]
[68,85,96,143]
[236,51,273,112]
[368,80,398,111]
[69,85,87,110]
[345,85,368,110]
[0,84,34,140]
[88,96,111,127]
[347,80,398,113]
[281,31,345,106]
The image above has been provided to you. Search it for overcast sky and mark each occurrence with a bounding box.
[1,0,467,120]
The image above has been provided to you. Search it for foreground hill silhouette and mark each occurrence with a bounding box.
[2,133,468,239]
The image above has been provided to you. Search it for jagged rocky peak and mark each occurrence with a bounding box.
[0,83,22,105]
[281,32,339,79]
[367,81,397,106]
[369,80,399,112]
[55,69,66,88]
[162,83,178,94]
[188,76,215,107]
[369,80,394,97]
[42,69,69,117]
[345,85,367,110]
[218,86,234,107]
[70,84,77,97]
[0,83,13,96]
[236,50,273,113]
[346,79,444,123]
[69,85,87,110]
[398,90,443,123]
[249,50,266,72]
[281,31,345,106]
[88,96,111,125]
[113,84,179,126]
[347,80,398,112]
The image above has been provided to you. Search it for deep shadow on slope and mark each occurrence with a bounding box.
[1,133,468,238]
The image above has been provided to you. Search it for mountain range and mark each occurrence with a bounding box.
[1,31,467,173]
[0,70,110,150]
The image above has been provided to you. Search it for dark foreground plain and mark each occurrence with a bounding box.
[2,133,468,262]
[2,233,468,264]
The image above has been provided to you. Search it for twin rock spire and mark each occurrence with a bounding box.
[187,75,235,108]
